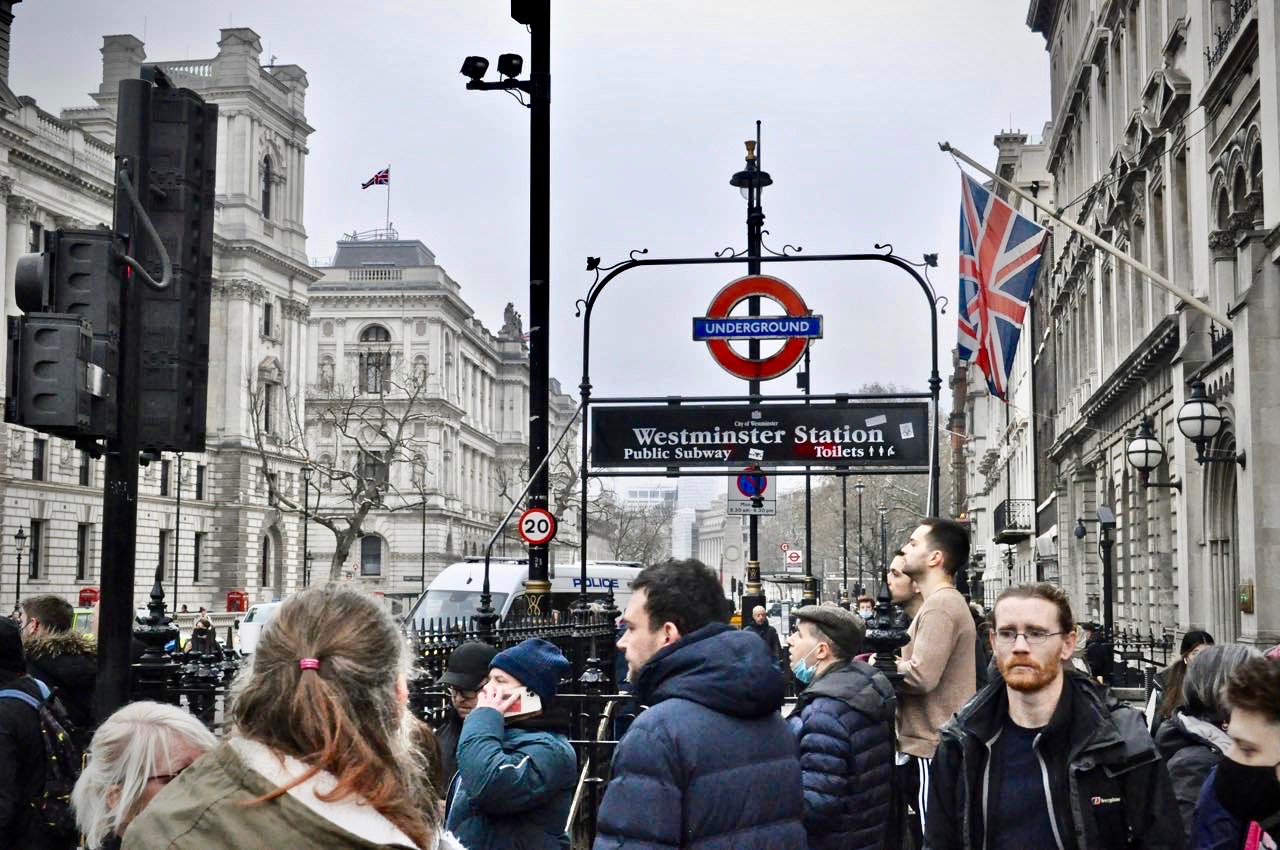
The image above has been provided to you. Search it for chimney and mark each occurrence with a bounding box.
[0,0,23,86]
[98,34,146,98]
[213,27,263,84]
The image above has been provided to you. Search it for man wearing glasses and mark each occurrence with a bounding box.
[925,583,1183,850]
[434,641,497,789]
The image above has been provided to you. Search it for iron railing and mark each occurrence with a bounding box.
[1205,0,1255,71]
[993,499,1035,543]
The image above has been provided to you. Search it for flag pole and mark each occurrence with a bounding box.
[385,164,391,235]
[938,141,1231,328]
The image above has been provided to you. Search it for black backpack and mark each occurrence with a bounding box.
[0,678,83,843]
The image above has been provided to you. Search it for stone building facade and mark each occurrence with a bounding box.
[303,234,579,610]
[0,18,317,613]
[1020,0,1280,645]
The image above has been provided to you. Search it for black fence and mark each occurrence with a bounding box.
[1111,627,1175,692]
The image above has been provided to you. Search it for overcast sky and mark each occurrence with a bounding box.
[12,0,1049,404]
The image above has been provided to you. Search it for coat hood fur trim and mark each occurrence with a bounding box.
[23,629,96,659]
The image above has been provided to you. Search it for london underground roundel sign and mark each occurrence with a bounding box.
[518,507,557,546]
[693,275,822,381]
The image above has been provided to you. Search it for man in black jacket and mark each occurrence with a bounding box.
[0,616,62,848]
[926,582,1184,850]
[19,595,96,741]
[743,605,783,667]
[594,559,805,850]
[433,640,496,792]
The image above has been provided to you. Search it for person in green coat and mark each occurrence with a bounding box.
[123,586,463,850]
[446,638,577,850]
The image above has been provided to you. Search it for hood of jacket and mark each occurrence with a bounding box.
[24,629,96,660]
[800,659,896,722]
[635,623,785,718]
[1156,711,1232,756]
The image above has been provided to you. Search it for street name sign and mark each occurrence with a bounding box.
[728,466,776,516]
[696,275,822,381]
[590,402,929,469]
[517,507,558,546]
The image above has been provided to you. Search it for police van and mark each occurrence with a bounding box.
[405,558,641,629]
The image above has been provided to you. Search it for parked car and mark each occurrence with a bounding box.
[236,602,283,654]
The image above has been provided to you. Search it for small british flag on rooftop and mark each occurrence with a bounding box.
[362,167,390,189]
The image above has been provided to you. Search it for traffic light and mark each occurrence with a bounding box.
[6,229,119,437]
[130,81,217,453]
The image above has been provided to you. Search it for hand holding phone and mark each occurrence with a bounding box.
[502,686,543,720]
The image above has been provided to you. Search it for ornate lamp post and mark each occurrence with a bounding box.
[300,462,313,587]
[13,526,26,612]
[854,481,865,596]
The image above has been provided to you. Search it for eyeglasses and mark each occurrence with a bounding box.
[994,628,1064,646]
[445,685,480,700]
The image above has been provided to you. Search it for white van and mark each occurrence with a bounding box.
[236,601,283,654]
[405,559,641,629]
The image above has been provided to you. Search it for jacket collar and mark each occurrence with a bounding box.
[1176,713,1233,752]
[228,737,419,848]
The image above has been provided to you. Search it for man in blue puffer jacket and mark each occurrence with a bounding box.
[786,605,897,850]
[593,559,805,850]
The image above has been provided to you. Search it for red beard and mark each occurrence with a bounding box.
[998,654,1059,692]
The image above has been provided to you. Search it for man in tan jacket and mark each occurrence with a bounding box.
[896,516,975,848]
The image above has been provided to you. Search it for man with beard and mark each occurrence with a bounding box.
[887,551,923,621]
[1192,655,1280,849]
[925,583,1184,850]
[896,518,976,846]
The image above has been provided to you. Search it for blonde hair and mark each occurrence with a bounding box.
[70,701,217,847]
[230,584,437,847]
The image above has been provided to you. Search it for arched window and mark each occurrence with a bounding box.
[358,325,392,394]
[1215,187,1230,230]
[261,156,273,219]
[360,325,391,343]
[359,534,383,576]
[260,535,272,586]
[1231,167,1248,213]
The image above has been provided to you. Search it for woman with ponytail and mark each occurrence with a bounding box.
[122,585,464,850]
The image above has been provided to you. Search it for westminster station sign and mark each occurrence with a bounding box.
[591,402,929,470]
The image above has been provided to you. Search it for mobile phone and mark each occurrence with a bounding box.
[503,686,543,720]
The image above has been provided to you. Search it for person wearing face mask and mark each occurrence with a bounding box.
[1192,656,1280,850]
[855,596,876,620]
[786,605,897,850]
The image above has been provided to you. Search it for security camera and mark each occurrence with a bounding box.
[459,56,489,81]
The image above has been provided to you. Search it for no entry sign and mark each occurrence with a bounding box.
[518,507,557,546]
[694,275,822,381]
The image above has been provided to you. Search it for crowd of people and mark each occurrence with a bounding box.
[0,517,1277,849]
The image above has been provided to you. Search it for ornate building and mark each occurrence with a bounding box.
[1021,0,1280,645]
[0,19,316,611]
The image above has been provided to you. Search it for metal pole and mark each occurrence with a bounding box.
[173,453,181,611]
[857,486,864,595]
[97,78,151,721]
[841,477,848,608]
[742,122,767,620]
[1100,529,1116,685]
[15,546,22,611]
[802,347,816,606]
[301,476,310,588]
[420,494,426,591]
[524,0,553,615]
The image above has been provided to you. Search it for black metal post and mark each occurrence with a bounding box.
[96,78,150,721]
[173,453,181,611]
[879,506,888,584]
[856,483,864,595]
[840,477,848,608]
[301,470,310,588]
[524,0,553,615]
[1099,520,1116,685]
[740,122,768,620]
[14,529,24,611]
[420,494,427,590]
[801,348,816,606]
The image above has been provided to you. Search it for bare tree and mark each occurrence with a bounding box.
[592,492,675,565]
[247,359,442,580]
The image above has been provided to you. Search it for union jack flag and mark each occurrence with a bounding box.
[957,173,1047,400]
[362,167,390,189]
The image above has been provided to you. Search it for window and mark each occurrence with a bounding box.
[261,383,275,434]
[260,536,271,586]
[360,535,382,576]
[360,451,389,486]
[28,520,42,579]
[262,300,274,337]
[195,465,206,500]
[28,221,42,253]
[261,155,273,219]
[158,530,169,582]
[79,451,91,487]
[76,524,92,581]
[265,470,279,504]
[360,325,391,343]
[31,438,46,481]
[160,459,171,496]
[193,532,205,582]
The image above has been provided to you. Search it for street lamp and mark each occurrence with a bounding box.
[1125,417,1181,490]
[840,477,849,608]
[300,462,312,587]
[1075,507,1117,684]
[854,481,865,596]
[877,503,889,585]
[1176,380,1245,467]
[13,526,26,612]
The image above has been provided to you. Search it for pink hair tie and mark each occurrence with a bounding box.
[298,657,321,671]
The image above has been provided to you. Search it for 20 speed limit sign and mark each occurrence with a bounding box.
[518,507,558,546]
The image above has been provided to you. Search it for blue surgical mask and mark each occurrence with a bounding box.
[791,644,820,684]
[858,609,874,621]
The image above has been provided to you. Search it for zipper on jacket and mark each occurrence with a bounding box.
[980,728,1001,850]
[1032,731,1067,850]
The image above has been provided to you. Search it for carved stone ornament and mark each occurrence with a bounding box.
[1228,211,1255,233]
[1208,230,1237,253]
[0,175,13,199]
[500,302,524,339]
[7,195,35,216]
[280,298,310,320]
[322,320,334,338]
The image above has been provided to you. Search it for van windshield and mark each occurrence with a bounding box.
[412,590,508,622]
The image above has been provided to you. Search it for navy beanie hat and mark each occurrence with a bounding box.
[490,638,570,703]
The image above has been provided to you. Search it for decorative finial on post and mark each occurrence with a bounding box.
[744,140,757,161]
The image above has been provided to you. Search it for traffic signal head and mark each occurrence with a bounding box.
[497,53,523,78]
[460,56,489,81]
[6,314,93,434]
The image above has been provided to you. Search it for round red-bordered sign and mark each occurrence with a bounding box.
[518,507,558,546]
[703,275,814,381]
